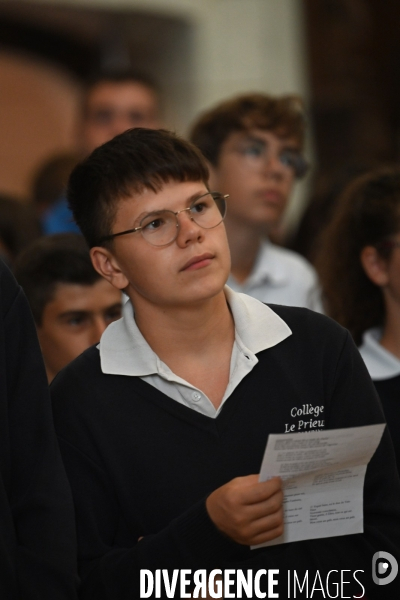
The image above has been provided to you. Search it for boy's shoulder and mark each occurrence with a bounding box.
[51,344,103,395]
[265,303,350,355]
[267,302,341,330]
[50,343,122,428]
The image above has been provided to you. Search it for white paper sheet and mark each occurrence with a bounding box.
[252,423,385,549]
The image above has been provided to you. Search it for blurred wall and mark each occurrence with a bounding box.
[23,0,309,120]
[0,52,80,198]
[0,0,310,222]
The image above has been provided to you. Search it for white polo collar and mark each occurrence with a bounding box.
[359,327,400,380]
[99,286,292,376]
[243,240,288,287]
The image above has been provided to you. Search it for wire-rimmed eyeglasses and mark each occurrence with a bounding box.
[99,191,228,247]
[231,136,309,179]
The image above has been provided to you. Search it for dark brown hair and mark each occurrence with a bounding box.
[317,167,400,345]
[67,128,209,248]
[189,93,306,166]
[31,152,79,213]
[13,233,100,325]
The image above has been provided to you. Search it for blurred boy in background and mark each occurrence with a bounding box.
[14,233,122,382]
[190,93,322,310]
[41,70,162,234]
[79,70,161,155]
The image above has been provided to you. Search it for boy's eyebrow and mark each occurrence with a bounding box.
[134,190,209,222]
[240,134,267,145]
[57,310,90,321]
[103,302,123,312]
[57,302,122,321]
[239,133,301,151]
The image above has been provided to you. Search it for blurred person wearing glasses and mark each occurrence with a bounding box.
[189,93,322,311]
[50,128,400,599]
[41,70,162,235]
[79,70,161,156]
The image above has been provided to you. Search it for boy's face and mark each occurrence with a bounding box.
[81,81,161,155]
[208,129,300,232]
[37,278,122,382]
[92,180,231,310]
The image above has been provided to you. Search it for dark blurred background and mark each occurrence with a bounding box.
[304,0,400,218]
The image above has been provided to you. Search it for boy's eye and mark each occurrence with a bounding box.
[105,307,122,323]
[105,310,122,323]
[142,216,167,231]
[191,201,208,214]
[128,111,146,124]
[280,150,298,168]
[89,109,114,125]
[279,150,308,177]
[242,143,264,158]
[65,315,88,327]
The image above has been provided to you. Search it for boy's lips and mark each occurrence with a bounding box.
[181,253,214,271]
[259,189,284,205]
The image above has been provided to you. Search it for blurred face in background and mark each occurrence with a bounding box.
[37,278,122,383]
[363,235,400,309]
[81,81,161,155]
[384,240,400,308]
[208,129,300,233]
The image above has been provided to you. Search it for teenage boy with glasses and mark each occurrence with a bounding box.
[189,93,322,311]
[51,128,400,599]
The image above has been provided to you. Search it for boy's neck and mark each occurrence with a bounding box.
[130,289,234,361]
[130,290,235,408]
[225,220,264,284]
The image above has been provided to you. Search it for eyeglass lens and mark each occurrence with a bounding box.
[140,193,226,246]
[237,139,308,178]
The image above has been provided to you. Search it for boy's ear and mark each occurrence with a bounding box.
[90,246,129,291]
[360,245,389,287]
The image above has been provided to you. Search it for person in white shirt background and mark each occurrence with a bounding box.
[189,93,322,311]
[317,167,400,472]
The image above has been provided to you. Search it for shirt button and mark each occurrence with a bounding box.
[192,392,201,402]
